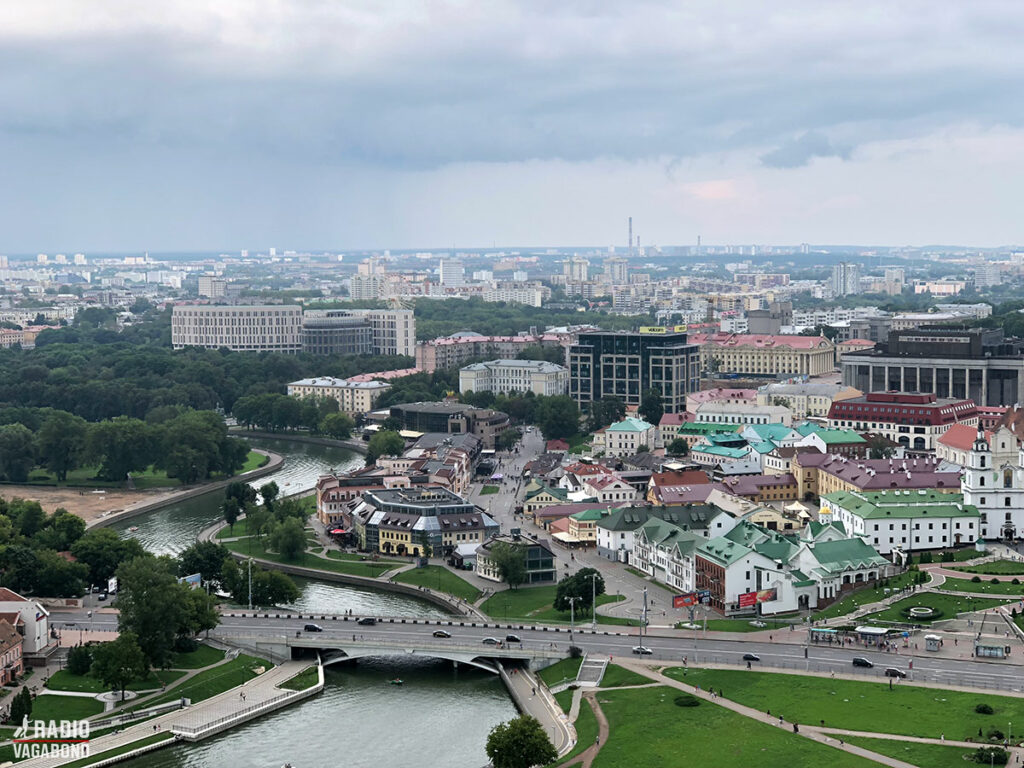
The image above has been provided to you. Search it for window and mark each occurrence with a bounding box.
[1007,498,1012,507]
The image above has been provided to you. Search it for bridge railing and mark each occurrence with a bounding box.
[217,632,565,658]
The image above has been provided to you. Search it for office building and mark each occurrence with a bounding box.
[831,262,862,296]
[300,313,374,355]
[416,333,567,372]
[687,333,836,377]
[563,257,590,282]
[386,401,510,448]
[287,376,391,415]
[305,308,416,357]
[439,258,465,287]
[171,305,303,352]
[973,262,1002,288]
[841,327,1024,408]
[459,359,569,396]
[198,275,228,299]
[568,330,701,414]
[827,391,977,451]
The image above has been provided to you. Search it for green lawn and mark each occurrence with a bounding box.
[598,664,650,688]
[45,670,107,693]
[554,689,574,714]
[393,566,481,602]
[550,694,599,767]
[127,670,186,691]
[481,587,626,625]
[537,657,583,687]
[953,559,1024,576]
[29,695,104,722]
[664,668,1024,740]
[480,485,500,495]
[865,592,1014,623]
[842,736,982,768]
[566,433,594,451]
[224,539,394,578]
[324,550,404,565]
[813,570,923,621]
[138,655,270,709]
[588,686,877,768]
[936,576,1024,595]
[169,644,226,669]
[60,732,174,768]
[280,666,320,691]
[238,451,270,473]
[216,518,254,538]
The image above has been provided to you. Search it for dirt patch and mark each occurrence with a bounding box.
[0,485,186,524]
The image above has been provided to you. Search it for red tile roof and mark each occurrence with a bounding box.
[0,589,27,603]
[650,470,711,487]
[937,423,987,452]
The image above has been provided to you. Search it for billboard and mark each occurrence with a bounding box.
[638,325,689,335]
[107,577,118,595]
[178,573,202,589]
[738,589,777,608]
[673,593,698,608]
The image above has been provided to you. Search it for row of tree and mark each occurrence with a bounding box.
[232,393,355,438]
[0,407,250,484]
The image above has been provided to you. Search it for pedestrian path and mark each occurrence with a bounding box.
[499,664,574,756]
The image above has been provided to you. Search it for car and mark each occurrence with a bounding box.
[749,620,767,628]
[884,667,906,678]
[852,657,873,668]
[742,653,761,662]
[505,634,521,643]
[632,646,653,655]
[433,630,452,638]
[97,592,107,602]
[357,617,377,626]
[482,637,501,645]
[303,624,323,632]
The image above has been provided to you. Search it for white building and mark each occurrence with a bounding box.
[633,519,705,592]
[171,305,303,352]
[757,382,862,420]
[439,258,465,287]
[695,401,792,427]
[600,417,658,458]
[287,377,391,415]
[961,428,1024,541]
[459,359,568,397]
[0,588,50,655]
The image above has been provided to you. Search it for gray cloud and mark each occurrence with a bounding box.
[760,132,852,168]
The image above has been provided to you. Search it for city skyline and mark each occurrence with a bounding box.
[0,1,1022,251]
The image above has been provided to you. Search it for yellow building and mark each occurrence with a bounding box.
[688,333,836,377]
[287,376,391,415]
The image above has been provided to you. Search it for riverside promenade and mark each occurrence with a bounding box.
[17,661,320,768]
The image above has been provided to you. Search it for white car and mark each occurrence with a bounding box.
[632,645,653,655]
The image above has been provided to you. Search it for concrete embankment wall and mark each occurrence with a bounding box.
[88,450,284,530]
[231,429,369,455]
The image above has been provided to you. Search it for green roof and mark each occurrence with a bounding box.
[698,536,752,566]
[693,445,749,458]
[597,504,722,532]
[745,423,795,442]
[823,490,980,519]
[812,429,867,445]
[679,422,743,436]
[525,485,569,501]
[570,508,606,522]
[607,417,655,433]
[795,422,821,437]
[749,441,777,454]
[810,538,890,572]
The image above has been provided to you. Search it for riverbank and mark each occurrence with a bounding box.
[229,428,368,455]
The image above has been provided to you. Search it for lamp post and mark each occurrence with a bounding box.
[247,558,253,610]
[639,587,648,651]
[591,573,599,629]
[568,597,579,650]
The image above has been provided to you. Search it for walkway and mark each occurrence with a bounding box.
[499,664,574,756]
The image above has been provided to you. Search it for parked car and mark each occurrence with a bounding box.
[884,667,906,678]
[632,646,653,655]
[98,592,107,602]
[357,617,377,626]
[303,624,323,632]
[505,634,521,643]
[852,657,873,668]
[433,630,452,638]
[742,653,761,662]
[482,637,501,645]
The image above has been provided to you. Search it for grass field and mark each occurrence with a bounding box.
[598,665,650,688]
[393,565,481,602]
[550,695,599,767]
[554,689,574,714]
[169,644,226,669]
[813,571,923,620]
[324,550,404,565]
[480,485,500,495]
[138,654,270,709]
[842,736,981,768]
[481,586,626,624]
[45,669,184,694]
[663,668,1024,740]
[911,549,979,564]
[29,695,104,722]
[280,666,320,691]
[936,576,1024,595]
[866,591,1013,623]
[588,686,877,768]
[224,539,394,578]
[537,657,583,687]
[953,559,1024,576]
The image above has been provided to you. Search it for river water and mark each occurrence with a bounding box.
[108,435,513,768]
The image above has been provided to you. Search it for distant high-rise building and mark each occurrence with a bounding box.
[604,257,629,285]
[198,275,228,299]
[439,258,465,287]
[73,253,87,266]
[831,262,862,296]
[973,262,1001,288]
[563,257,590,282]
[269,247,277,257]
[36,254,48,264]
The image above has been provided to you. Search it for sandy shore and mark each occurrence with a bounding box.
[0,485,190,524]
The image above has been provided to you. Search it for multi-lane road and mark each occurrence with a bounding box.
[53,607,1024,694]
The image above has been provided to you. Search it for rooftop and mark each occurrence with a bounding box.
[823,489,980,519]
[461,359,567,373]
[607,417,655,433]
[688,332,833,350]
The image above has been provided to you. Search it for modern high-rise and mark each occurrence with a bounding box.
[831,262,862,296]
[439,258,465,287]
[563,257,590,282]
[568,330,701,414]
[198,275,227,299]
[603,257,629,285]
[171,305,303,352]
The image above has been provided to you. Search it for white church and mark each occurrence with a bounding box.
[961,425,1024,541]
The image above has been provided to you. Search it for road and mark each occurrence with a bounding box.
[55,608,1024,693]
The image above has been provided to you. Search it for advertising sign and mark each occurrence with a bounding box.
[738,588,777,608]
[673,593,698,608]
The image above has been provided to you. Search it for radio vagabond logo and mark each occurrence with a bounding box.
[13,715,90,759]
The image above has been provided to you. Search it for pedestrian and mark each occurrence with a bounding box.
[779,715,783,726]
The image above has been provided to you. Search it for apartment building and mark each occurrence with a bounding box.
[287,376,391,415]
[687,333,836,377]
[826,391,978,451]
[171,305,303,352]
[459,359,569,396]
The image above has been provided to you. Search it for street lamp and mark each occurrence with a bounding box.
[568,597,580,649]
[591,573,599,629]
[247,558,254,609]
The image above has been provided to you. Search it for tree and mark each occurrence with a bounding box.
[220,557,299,607]
[638,389,664,426]
[259,481,280,513]
[85,417,156,481]
[320,412,354,440]
[270,518,307,561]
[222,498,241,532]
[554,567,605,612]
[178,541,231,586]
[246,505,272,542]
[667,438,689,457]
[587,396,625,433]
[488,541,527,589]
[496,428,522,452]
[33,549,89,597]
[66,644,93,676]
[535,395,580,440]
[71,528,147,586]
[8,686,31,725]
[36,411,88,481]
[91,631,148,700]
[36,508,87,551]
[366,431,405,464]
[0,424,36,482]
[115,556,188,668]
[868,435,895,459]
[178,587,220,642]
[225,481,258,509]
[485,715,557,768]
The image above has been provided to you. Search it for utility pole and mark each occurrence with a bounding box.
[247,558,253,610]
[639,587,648,650]
[591,573,598,629]
[568,597,579,649]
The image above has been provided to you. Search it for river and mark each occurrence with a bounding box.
[107,435,514,768]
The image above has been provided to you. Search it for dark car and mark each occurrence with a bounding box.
[632,645,653,655]
[742,653,761,662]
[852,657,873,668]
[433,630,452,638]
[357,617,377,626]
[505,634,521,643]
[884,667,906,678]
[303,624,323,632]
[98,592,107,602]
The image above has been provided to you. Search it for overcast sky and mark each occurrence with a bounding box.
[2,1,1023,253]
